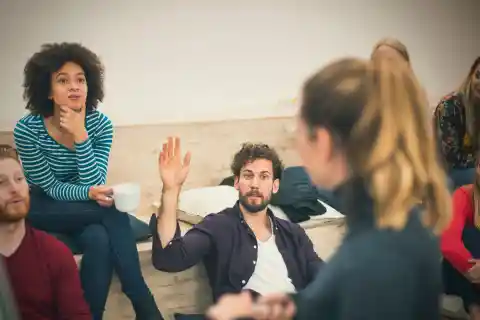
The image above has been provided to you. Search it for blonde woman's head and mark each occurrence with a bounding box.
[371,38,410,67]
[460,57,480,102]
[295,57,450,233]
[459,57,480,147]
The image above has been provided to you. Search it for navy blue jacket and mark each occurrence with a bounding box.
[150,202,323,301]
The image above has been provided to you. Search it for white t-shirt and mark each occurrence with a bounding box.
[244,233,296,295]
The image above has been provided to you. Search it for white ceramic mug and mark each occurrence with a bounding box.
[112,183,141,213]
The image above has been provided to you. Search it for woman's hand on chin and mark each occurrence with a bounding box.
[59,105,88,143]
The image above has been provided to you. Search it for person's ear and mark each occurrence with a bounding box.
[311,127,336,163]
[272,179,280,194]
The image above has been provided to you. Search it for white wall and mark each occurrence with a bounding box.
[0,0,478,131]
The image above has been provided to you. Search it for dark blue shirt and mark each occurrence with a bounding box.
[292,178,442,320]
[150,202,323,301]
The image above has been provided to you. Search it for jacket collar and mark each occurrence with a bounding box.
[333,176,375,235]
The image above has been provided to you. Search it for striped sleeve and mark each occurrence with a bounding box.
[76,112,113,185]
[13,120,90,201]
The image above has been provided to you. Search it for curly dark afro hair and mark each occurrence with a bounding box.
[23,42,104,117]
[231,143,284,180]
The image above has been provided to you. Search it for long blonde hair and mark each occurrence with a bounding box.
[472,163,480,227]
[371,37,410,63]
[301,58,450,234]
[460,57,480,150]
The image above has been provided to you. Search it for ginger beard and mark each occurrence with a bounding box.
[0,197,29,223]
[0,159,30,223]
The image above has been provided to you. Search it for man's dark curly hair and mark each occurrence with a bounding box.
[23,42,105,117]
[231,143,284,180]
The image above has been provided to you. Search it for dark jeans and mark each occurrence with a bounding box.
[443,225,480,311]
[28,188,162,320]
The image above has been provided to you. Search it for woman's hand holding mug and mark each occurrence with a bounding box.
[89,185,114,207]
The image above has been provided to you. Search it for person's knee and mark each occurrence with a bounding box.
[78,224,110,254]
[101,206,131,226]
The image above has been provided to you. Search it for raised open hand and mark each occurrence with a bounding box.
[158,136,191,191]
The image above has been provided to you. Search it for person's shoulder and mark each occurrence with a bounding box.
[30,228,76,262]
[454,185,473,200]
[274,217,305,235]
[202,206,238,224]
[437,92,463,111]
[440,91,462,104]
[453,185,473,210]
[194,206,242,233]
[86,110,113,131]
[14,113,43,135]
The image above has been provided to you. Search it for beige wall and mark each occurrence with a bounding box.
[2,1,479,131]
[0,117,300,217]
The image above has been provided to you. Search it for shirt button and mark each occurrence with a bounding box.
[253,245,257,249]
[253,261,256,265]
[242,280,246,284]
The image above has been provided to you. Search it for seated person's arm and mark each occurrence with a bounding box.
[436,99,473,168]
[75,113,113,186]
[151,188,214,272]
[441,187,474,273]
[152,136,212,272]
[51,241,92,319]
[14,122,90,201]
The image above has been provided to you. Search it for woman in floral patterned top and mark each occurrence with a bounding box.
[434,57,480,189]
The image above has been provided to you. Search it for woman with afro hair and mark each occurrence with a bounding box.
[13,43,162,320]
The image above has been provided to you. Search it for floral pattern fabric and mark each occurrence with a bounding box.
[433,92,475,169]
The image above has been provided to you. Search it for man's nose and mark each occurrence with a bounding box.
[7,184,20,197]
[250,176,260,187]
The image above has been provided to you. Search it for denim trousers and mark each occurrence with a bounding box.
[28,188,162,320]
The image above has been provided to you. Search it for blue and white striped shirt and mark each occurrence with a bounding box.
[13,111,114,201]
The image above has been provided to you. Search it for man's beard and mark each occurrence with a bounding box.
[0,199,29,223]
[238,191,271,214]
